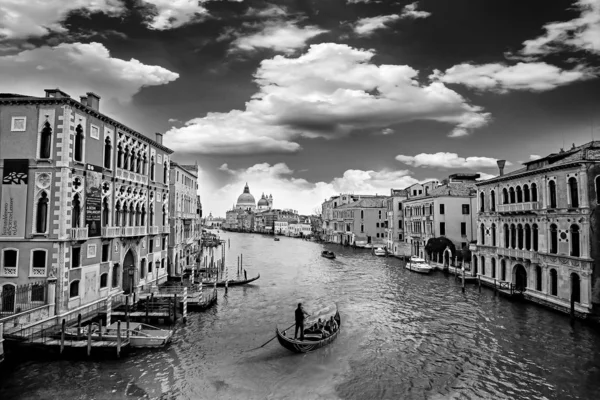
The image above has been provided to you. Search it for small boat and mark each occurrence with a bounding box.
[274,237,280,241]
[321,251,336,259]
[374,247,386,256]
[276,310,341,353]
[405,256,433,274]
[65,322,173,348]
[202,273,260,287]
[363,243,374,249]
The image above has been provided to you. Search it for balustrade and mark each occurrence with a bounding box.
[497,202,539,213]
[69,227,88,241]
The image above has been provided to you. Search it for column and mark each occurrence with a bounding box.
[541,176,548,209]
[47,277,57,316]
[579,165,589,208]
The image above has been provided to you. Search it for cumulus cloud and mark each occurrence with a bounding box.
[395,152,511,169]
[244,4,288,18]
[476,172,496,181]
[230,20,327,53]
[401,2,431,19]
[518,0,600,56]
[353,15,400,36]
[0,0,124,40]
[0,42,179,118]
[530,154,542,160]
[165,43,491,154]
[381,128,394,135]
[202,162,420,216]
[431,62,596,93]
[139,0,215,30]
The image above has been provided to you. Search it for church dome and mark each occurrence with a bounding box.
[257,193,269,207]
[236,183,256,208]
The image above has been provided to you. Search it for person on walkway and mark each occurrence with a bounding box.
[294,303,310,341]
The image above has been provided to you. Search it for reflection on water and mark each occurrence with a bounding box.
[2,232,600,400]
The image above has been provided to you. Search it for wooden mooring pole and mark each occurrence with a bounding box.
[494,279,497,296]
[173,293,178,323]
[478,275,481,293]
[183,287,188,323]
[125,296,130,340]
[116,321,121,358]
[146,295,150,322]
[77,314,82,340]
[60,319,66,354]
[87,324,92,357]
[462,267,465,293]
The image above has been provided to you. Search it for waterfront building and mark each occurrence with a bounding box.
[236,183,256,211]
[256,193,273,211]
[386,189,409,257]
[333,197,388,246]
[204,213,224,229]
[403,175,477,258]
[321,194,365,243]
[473,142,600,316]
[274,220,288,235]
[168,163,201,276]
[0,89,171,318]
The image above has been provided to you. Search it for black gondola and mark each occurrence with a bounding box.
[276,310,341,353]
[321,251,336,259]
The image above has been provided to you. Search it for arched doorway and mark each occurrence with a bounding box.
[443,247,451,267]
[571,273,581,303]
[122,249,135,294]
[1,284,16,313]
[514,264,527,291]
[173,254,178,277]
[473,256,478,275]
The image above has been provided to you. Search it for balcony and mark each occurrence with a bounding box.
[69,227,88,241]
[102,226,121,238]
[116,168,149,185]
[149,226,159,235]
[162,226,170,234]
[1,266,17,276]
[497,202,539,214]
[497,247,539,261]
[118,226,147,237]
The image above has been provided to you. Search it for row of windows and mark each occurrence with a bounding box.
[1,249,47,276]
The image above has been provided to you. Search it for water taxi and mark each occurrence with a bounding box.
[374,248,386,256]
[405,256,433,274]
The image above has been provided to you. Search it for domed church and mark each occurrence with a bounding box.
[236,183,256,211]
[257,193,273,211]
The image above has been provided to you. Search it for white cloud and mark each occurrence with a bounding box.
[165,43,490,154]
[139,0,216,30]
[0,42,179,119]
[519,0,600,56]
[395,152,511,169]
[401,2,431,19]
[230,20,327,53]
[431,62,596,93]
[530,154,542,160]
[244,5,287,18]
[353,14,400,36]
[476,172,496,181]
[201,162,419,216]
[381,128,394,135]
[0,0,124,41]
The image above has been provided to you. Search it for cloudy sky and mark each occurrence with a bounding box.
[1,0,599,216]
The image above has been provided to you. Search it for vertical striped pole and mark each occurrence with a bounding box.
[106,295,112,327]
[198,272,203,302]
[183,287,188,323]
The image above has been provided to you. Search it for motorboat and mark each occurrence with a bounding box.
[363,243,374,249]
[100,322,173,348]
[321,251,336,259]
[405,256,433,274]
[374,248,387,256]
[274,237,280,241]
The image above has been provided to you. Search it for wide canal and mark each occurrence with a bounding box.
[1,231,600,399]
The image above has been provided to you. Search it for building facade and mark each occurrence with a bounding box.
[386,189,409,257]
[473,143,600,316]
[334,197,388,246]
[0,89,171,316]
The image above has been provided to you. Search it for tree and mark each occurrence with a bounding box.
[425,237,456,260]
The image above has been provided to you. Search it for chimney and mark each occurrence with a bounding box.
[155,132,163,145]
[497,159,506,176]
[80,96,88,106]
[86,92,100,111]
[44,88,71,99]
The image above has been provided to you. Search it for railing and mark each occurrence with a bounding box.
[495,280,524,295]
[69,227,88,240]
[162,226,170,234]
[1,266,17,276]
[116,168,148,185]
[102,226,121,238]
[0,280,48,317]
[149,226,159,235]
[497,202,539,213]
[497,248,538,261]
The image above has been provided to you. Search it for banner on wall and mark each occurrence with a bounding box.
[85,164,103,237]
[0,159,29,238]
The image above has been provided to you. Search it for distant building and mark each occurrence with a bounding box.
[386,189,409,257]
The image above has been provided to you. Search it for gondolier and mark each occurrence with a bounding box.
[294,303,310,341]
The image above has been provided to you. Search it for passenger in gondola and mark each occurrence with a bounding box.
[329,316,338,332]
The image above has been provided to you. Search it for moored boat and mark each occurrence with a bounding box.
[65,322,173,348]
[321,251,336,259]
[405,256,433,274]
[276,310,341,353]
[274,237,280,241]
[202,273,260,287]
[374,247,386,256]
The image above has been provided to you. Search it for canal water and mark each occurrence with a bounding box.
[1,231,600,399]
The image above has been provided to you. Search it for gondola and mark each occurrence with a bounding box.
[276,310,341,353]
[201,273,260,287]
[274,237,280,241]
[321,251,336,259]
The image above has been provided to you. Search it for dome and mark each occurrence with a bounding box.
[236,183,256,208]
[257,193,269,207]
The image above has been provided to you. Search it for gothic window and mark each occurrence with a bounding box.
[123,146,130,170]
[150,156,155,181]
[570,224,580,257]
[117,144,123,168]
[74,124,84,162]
[72,194,81,228]
[517,224,524,250]
[509,187,516,204]
[568,177,579,208]
[523,184,530,202]
[143,153,148,175]
[36,192,49,233]
[550,269,558,296]
[549,224,558,254]
[135,204,141,226]
[516,186,523,203]
[571,273,581,303]
[137,151,142,173]
[525,224,531,250]
[510,224,516,249]
[490,190,496,211]
[500,259,506,281]
[164,162,168,183]
[491,258,496,279]
[549,180,557,208]
[112,263,119,288]
[104,137,112,169]
[491,223,496,246]
[536,266,542,291]
[480,224,485,245]
[479,192,485,212]
[532,224,539,251]
[140,259,146,279]
[102,197,110,226]
[130,149,136,172]
[40,121,52,159]
[141,205,146,226]
[69,280,80,298]
[129,204,135,226]
[531,183,538,202]
[150,205,154,226]
[504,224,509,248]
[480,256,486,276]
[502,188,508,204]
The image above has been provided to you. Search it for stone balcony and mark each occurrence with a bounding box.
[149,226,159,235]
[116,168,149,185]
[497,247,539,261]
[102,226,121,238]
[162,226,170,234]
[119,226,147,237]
[69,227,88,241]
[497,202,540,213]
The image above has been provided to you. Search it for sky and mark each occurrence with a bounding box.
[1,0,599,217]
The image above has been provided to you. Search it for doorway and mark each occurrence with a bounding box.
[122,249,135,294]
[514,264,527,291]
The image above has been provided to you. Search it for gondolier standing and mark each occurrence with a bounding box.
[294,303,310,341]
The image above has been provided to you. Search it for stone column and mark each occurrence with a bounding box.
[47,277,57,316]
[579,165,590,208]
[541,176,548,209]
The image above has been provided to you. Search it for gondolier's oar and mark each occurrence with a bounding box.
[242,322,296,352]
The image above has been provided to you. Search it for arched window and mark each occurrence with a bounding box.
[550,269,558,296]
[74,124,84,162]
[571,273,581,303]
[129,204,135,226]
[112,263,119,288]
[137,151,142,173]
[102,197,110,226]
[121,202,128,227]
[480,224,485,245]
[130,150,136,172]
[550,224,558,254]
[104,137,112,169]
[143,153,148,175]
[568,177,579,207]
[481,256,486,276]
[72,194,81,228]
[149,204,154,226]
[148,261,153,274]
[503,224,509,248]
[479,192,485,212]
[532,224,539,251]
[523,184,530,202]
[150,156,155,181]
[510,224,516,248]
[500,259,506,281]
[69,280,80,298]
[135,204,141,226]
[161,258,165,269]
[361,210,364,219]
[525,224,531,250]
[140,259,146,279]
[123,146,129,169]
[490,190,496,211]
[115,201,121,226]
[517,224,524,250]
[536,266,542,291]
[491,258,496,279]
[570,224,580,257]
[516,186,523,203]
[502,188,508,204]
[141,205,146,226]
[164,162,168,183]
[509,187,516,203]
[117,144,123,168]
[36,192,49,233]
[100,273,108,288]
[531,183,538,202]
[162,205,167,225]
[491,223,496,246]
[40,121,52,159]
[548,180,557,208]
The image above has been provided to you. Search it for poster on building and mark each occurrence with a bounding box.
[0,159,28,238]
[85,164,103,237]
